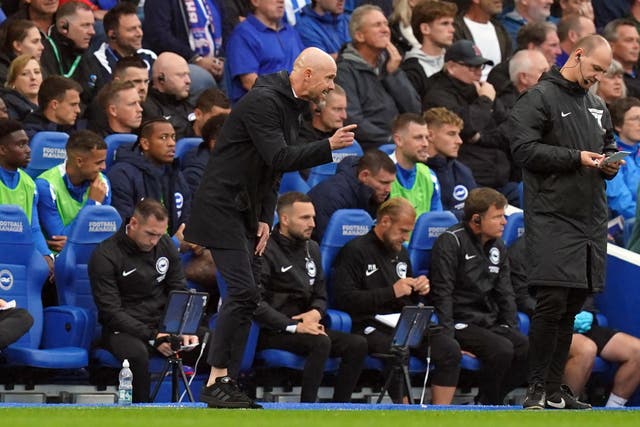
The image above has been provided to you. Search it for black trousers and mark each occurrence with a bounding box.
[455,324,529,405]
[0,308,33,349]
[366,326,461,402]
[207,246,261,378]
[527,286,589,394]
[258,329,368,402]
[103,329,207,403]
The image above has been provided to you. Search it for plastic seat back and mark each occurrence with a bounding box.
[408,211,458,276]
[24,131,69,179]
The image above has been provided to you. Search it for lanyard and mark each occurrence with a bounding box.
[46,37,82,78]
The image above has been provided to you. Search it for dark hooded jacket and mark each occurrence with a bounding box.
[0,87,38,121]
[508,68,618,292]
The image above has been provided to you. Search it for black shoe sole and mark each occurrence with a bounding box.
[201,394,263,409]
[523,403,545,410]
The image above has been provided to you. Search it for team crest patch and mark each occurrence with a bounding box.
[156,257,169,275]
[489,247,500,265]
[0,269,14,290]
[453,185,468,201]
[306,258,316,278]
[396,262,408,279]
[588,108,603,130]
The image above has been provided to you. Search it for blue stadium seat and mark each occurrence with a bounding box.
[378,143,396,155]
[24,131,69,179]
[0,205,88,369]
[408,211,458,277]
[55,205,122,352]
[104,133,137,170]
[175,137,204,163]
[320,209,374,305]
[279,171,310,194]
[502,212,524,247]
[307,142,364,188]
[331,140,363,163]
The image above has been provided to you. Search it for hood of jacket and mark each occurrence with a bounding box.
[539,66,588,96]
[404,46,444,67]
[253,71,308,111]
[335,155,376,203]
[339,43,388,76]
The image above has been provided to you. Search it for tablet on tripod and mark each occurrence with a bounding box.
[160,290,208,335]
[391,305,433,349]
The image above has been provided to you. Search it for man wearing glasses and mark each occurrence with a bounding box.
[423,40,519,205]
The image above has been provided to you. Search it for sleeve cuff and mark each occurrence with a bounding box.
[285,324,297,334]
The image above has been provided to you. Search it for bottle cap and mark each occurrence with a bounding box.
[123,359,130,368]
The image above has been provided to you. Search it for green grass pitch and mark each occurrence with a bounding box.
[1,407,639,427]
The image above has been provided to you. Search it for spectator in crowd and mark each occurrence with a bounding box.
[593,0,630,31]
[89,3,156,92]
[0,298,33,351]
[0,55,42,121]
[9,0,58,36]
[424,107,476,219]
[509,35,620,410]
[90,80,143,137]
[185,88,230,139]
[510,236,640,408]
[430,187,528,405]
[558,0,593,20]
[23,75,83,137]
[295,0,350,59]
[487,22,560,93]
[500,0,556,47]
[589,59,626,109]
[226,0,304,103]
[388,0,421,57]
[336,5,420,149]
[185,48,356,409]
[401,0,457,101]
[308,149,396,242]
[389,113,442,218]
[142,52,193,140]
[334,197,461,404]
[88,198,201,403]
[0,98,8,119]
[0,119,54,274]
[107,118,190,237]
[298,84,347,146]
[221,0,252,41]
[142,0,222,95]
[423,40,518,205]
[181,114,228,195]
[604,97,640,220]
[0,19,44,84]
[556,14,596,67]
[454,0,511,81]
[35,130,109,253]
[254,191,367,403]
[39,1,98,105]
[603,18,640,98]
[113,56,150,103]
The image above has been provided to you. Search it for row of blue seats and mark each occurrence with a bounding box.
[22,131,205,179]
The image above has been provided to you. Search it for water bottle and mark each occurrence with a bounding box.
[118,359,133,405]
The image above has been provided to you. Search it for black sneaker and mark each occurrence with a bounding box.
[523,383,546,410]
[200,376,262,409]
[545,385,591,410]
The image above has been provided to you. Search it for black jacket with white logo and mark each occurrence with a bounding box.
[430,223,517,338]
[88,226,187,341]
[334,230,419,334]
[254,227,327,331]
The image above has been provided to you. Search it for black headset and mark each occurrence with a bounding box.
[158,73,166,82]
[62,20,69,31]
[473,215,481,225]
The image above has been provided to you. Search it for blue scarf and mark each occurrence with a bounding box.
[183,0,222,57]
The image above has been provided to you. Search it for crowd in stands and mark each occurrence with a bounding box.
[2,0,640,408]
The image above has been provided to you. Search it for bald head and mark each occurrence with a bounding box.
[152,52,191,99]
[290,47,337,104]
[563,35,612,89]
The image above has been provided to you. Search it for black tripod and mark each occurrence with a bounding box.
[149,336,195,403]
[375,346,414,404]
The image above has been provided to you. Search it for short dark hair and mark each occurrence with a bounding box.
[113,55,147,78]
[376,196,415,222]
[276,191,313,215]
[103,2,138,36]
[195,88,230,111]
[38,76,82,108]
[516,22,557,51]
[463,187,507,222]
[138,117,173,140]
[201,114,227,144]
[66,130,107,157]
[610,97,640,130]
[411,0,457,44]
[56,1,93,24]
[392,113,426,134]
[0,118,24,142]
[132,198,168,223]
[357,149,396,176]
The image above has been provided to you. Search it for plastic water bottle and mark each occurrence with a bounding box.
[118,359,133,405]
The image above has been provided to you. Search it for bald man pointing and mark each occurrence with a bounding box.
[186,47,356,408]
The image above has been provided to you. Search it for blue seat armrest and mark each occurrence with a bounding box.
[595,313,608,328]
[41,305,91,349]
[324,309,352,332]
[517,311,530,336]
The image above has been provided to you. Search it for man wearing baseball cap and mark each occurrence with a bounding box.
[423,40,519,206]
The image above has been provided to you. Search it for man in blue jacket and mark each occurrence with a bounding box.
[295,0,351,59]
